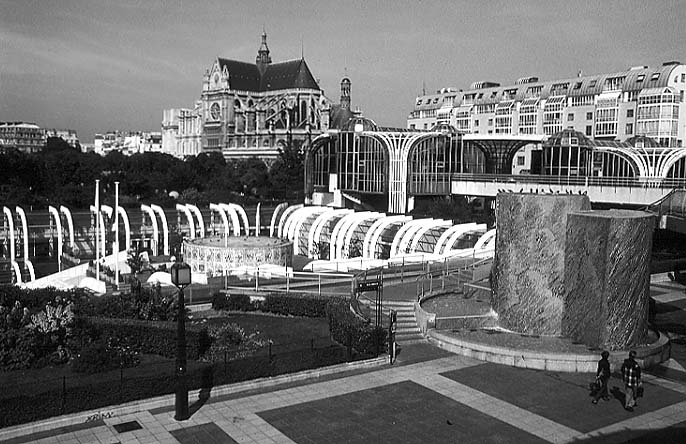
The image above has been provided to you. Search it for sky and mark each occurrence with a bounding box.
[1,0,685,143]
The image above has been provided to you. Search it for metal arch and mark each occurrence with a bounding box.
[434,222,478,255]
[291,207,327,250]
[150,205,169,255]
[412,225,453,254]
[287,206,323,241]
[3,206,16,263]
[229,203,250,236]
[186,204,205,237]
[398,219,441,255]
[307,208,338,258]
[364,215,408,258]
[304,133,335,196]
[309,209,351,259]
[362,216,391,258]
[140,204,159,256]
[334,212,376,259]
[90,205,107,258]
[594,147,642,177]
[117,206,131,251]
[370,217,412,259]
[390,218,431,257]
[658,148,686,178]
[341,213,383,259]
[209,203,231,239]
[269,202,289,238]
[219,203,241,236]
[15,206,29,264]
[474,229,497,250]
[282,206,309,241]
[176,204,196,240]
[47,205,63,272]
[59,206,75,248]
[255,202,261,236]
[329,212,366,260]
[409,220,453,253]
[277,204,303,238]
[441,224,487,255]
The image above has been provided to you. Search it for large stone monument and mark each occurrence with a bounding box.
[562,210,654,349]
[491,193,591,335]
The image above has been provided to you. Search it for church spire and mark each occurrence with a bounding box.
[256,29,272,76]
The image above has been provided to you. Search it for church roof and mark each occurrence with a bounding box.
[217,58,320,92]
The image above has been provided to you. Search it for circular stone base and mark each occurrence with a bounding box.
[427,329,670,373]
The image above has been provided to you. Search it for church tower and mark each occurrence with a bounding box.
[256,30,272,76]
[340,77,351,111]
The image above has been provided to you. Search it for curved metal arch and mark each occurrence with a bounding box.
[441,224,487,255]
[474,229,497,250]
[270,202,289,237]
[660,148,686,178]
[390,218,431,257]
[277,204,303,238]
[59,206,75,248]
[291,207,327,246]
[329,212,366,260]
[3,206,16,262]
[370,217,411,259]
[117,206,131,251]
[594,147,641,177]
[364,215,408,258]
[229,203,250,236]
[334,212,376,260]
[176,204,196,240]
[304,133,336,196]
[140,204,159,256]
[255,202,261,237]
[15,206,29,264]
[150,205,169,255]
[47,205,63,271]
[186,204,205,238]
[286,206,322,241]
[342,213,383,259]
[218,203,241,236]
[209,203,231,238]
[309,209,351,259]
[89,205,107,258]
[10,261,22,284]
[293,208,329,255]
[409,220,453,253]
[398,219,441,255]
[434,222,478,255]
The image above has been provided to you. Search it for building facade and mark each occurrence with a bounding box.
[408,62,686,173]
[163,32,353,162]
[44,129,80,149]
[0,122,46,153]
[94,131,162,156]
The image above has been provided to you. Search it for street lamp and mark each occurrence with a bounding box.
[170,261,192,421]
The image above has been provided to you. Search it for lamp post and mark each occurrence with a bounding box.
[170,261,192,421]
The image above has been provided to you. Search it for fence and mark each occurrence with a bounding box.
[0,335,374,429]
[415,256,493,301]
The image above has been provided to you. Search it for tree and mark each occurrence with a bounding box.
[269,140,304,201]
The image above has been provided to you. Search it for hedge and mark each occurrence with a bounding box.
[212,291,330,318]
[82,317,212,360]
[326,298,387,356]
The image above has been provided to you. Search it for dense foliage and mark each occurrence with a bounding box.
[0,144,304,208]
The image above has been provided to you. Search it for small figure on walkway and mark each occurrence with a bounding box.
[592,350,611,404]
[621,350,642,411]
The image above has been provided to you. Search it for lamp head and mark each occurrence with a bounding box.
[170,262,191,286]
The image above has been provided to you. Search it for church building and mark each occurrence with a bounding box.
[162,32,357,162]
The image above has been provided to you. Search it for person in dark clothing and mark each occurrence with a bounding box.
[621,350,642,411]
[592,350,611,404]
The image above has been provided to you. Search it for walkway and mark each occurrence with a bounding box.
[2,280,686,443]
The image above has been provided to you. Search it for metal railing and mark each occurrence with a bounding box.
[452,173,686,189]
[415,255,493,301]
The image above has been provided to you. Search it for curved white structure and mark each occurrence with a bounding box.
[14,206,29,264]
[117,207,131,251]
[2,206,16,262]
[150,204,169,255]
[89,205,107,259]
[434,223,477,255]
[186,204,205,238]
[229,203,250,236]
[474,229,497,251]
[176,204,196,240]
[397,219,443,255]
[277,204,303,238]
[440,223,487,255]
[390,218,432,257]
[287,206,324,242]
[308,209,351,259]
[140,204,160,256]
[409,220,453,254]
[48,206,63,272]
[331,212,374,260]
[255,202,261,237]
[269,202,288,237]
[366,216,412,259]
[209,203,231,238]
[59,206,75,248]
[218,203,240,236]
[10,261,22,284]
[100,205,113,219]
[341,213,383,259]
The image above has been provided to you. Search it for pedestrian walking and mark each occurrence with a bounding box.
[592,350,611,404]
[621,350,642,411]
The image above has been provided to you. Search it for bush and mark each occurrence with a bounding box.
[71,337,140,374]
[262,292,329,317]
[82,317,211,360]
[0,328,38,370]
[326,298,387,356]
[79,286,179,321]
[212,292,256,312]
[0,287,86,312]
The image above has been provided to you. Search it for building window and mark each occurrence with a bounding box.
[474,120,479,126]
[636,74,645,82]
[517,156,525,166]
[586,112,593,120]
[589,80,597,88]
[488,119,493,126]
[626,123,633,134]
[423,123,428,130]
[567,113,574,121]
[651,72,660,81]
[488,130,493,134]
[682,73,685,82]
[585,125,592,136]
[626,109,634,118]
[410,124,416,129]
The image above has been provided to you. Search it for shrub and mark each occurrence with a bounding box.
[71,337,139,374]
[0,287,86,311]
[201,322,268,363]
[82,317,211,360]
[79,286,179,321]
[212,292,256,312]
[0,328,38,370]
[326,298,387,356]
[262,292,329,317]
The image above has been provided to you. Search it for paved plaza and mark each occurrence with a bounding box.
[1,279,685,444]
